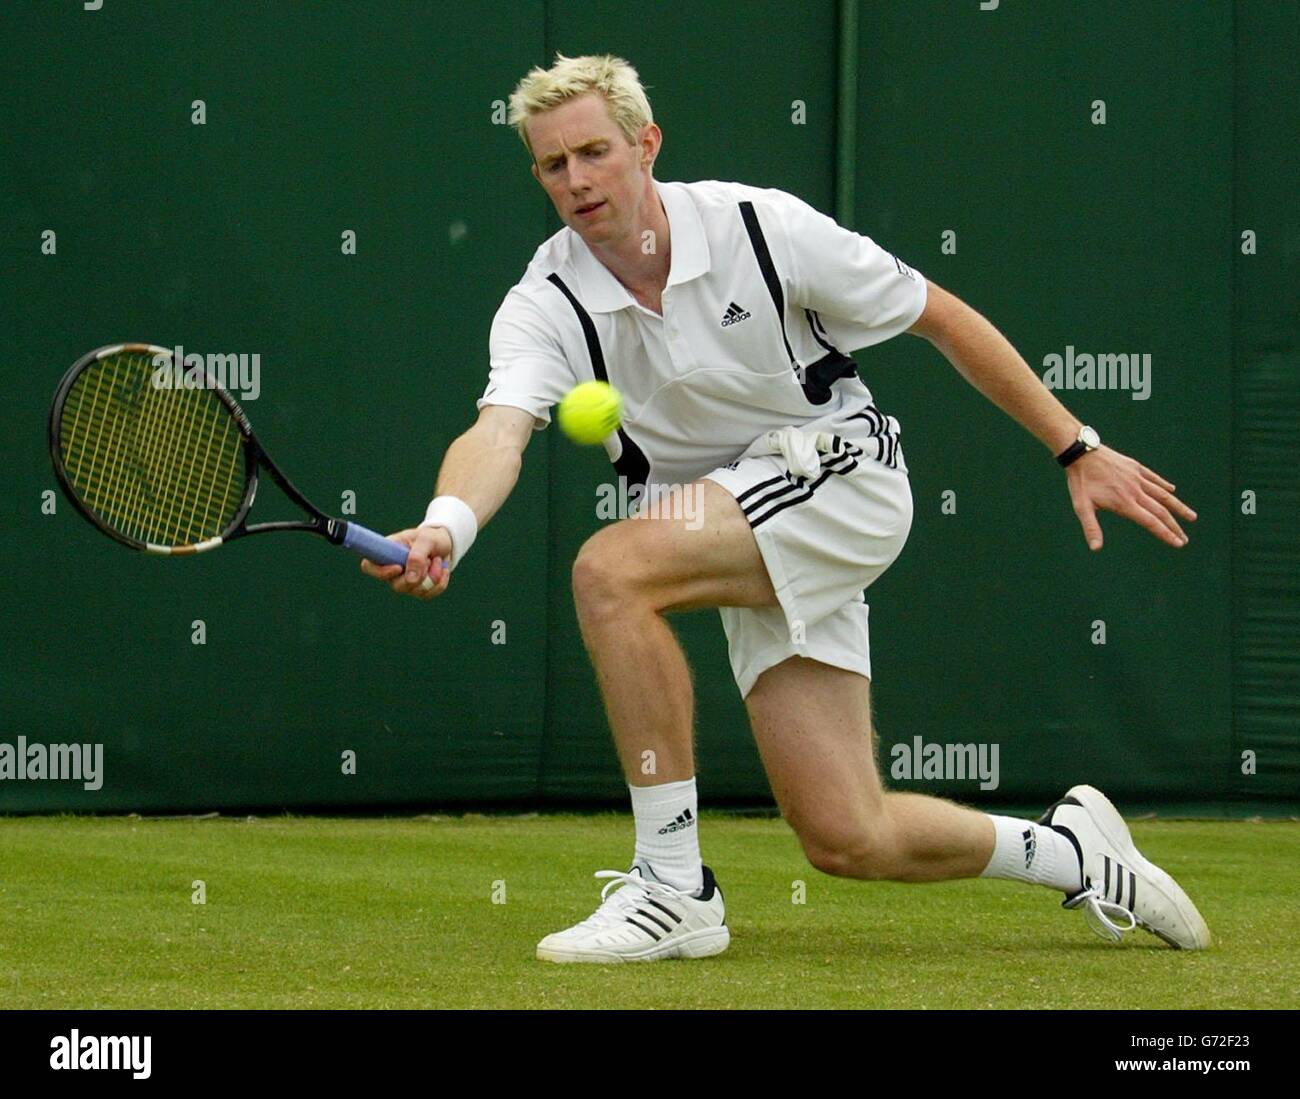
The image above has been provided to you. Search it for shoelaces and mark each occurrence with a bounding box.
[572,870,694,931]
[1063,883,1139,942]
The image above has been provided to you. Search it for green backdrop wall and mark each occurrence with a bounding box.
[2,1,1295,815]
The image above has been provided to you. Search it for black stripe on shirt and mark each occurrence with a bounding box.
[546,272,651,494]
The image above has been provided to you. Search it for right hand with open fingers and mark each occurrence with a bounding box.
[358,525,453,600]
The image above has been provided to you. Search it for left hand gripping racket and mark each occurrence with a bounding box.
[49,343,431,580]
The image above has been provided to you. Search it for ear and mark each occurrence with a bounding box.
[640,123,663,168]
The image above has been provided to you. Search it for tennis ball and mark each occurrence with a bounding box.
[557,380,623,445]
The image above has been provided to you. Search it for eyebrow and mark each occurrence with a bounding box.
[539,139,609,166]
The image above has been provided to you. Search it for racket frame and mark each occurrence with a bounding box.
[49,343,364,557]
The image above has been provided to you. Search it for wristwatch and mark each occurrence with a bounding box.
[1056,425,1100,468]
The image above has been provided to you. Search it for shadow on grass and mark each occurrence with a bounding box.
[724,925,1174,962]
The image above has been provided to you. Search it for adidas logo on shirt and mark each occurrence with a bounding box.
[658,808,696,834]
[720,302,751,328]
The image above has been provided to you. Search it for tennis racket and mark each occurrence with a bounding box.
[49,343,435,582]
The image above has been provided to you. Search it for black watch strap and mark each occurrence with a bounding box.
[1057,426,1100,468]
[1056,441,1088,468]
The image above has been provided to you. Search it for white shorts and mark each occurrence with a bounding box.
[701,429,913,698]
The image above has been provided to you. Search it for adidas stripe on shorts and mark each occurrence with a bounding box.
[701,428,913,698]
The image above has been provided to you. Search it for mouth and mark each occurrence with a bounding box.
[575,200,606,218]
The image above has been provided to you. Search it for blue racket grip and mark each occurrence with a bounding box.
[341,522,411,569]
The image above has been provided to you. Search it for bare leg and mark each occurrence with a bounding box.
[571,480,777,785]
[572,480,994,881]
[745,655,994,880]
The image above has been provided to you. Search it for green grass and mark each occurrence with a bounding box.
[1,814,1296,1009]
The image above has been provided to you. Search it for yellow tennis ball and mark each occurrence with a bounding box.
[557,380,623,445]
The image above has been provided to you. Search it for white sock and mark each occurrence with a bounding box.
[980,814,1081,893]
[630,777,703,894]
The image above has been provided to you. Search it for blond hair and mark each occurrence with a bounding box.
[508,52,653,158]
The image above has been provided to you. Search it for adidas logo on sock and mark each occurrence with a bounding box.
[720,302,751,328]
[1022,826,1038,869]
[657,808,696,835]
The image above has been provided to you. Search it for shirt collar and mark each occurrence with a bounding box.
[567,179,710,313]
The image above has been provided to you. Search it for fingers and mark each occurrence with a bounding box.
[401,528,434,587]
[392,526,444,591]
[1143,500,1186,545]
[417,562,452,600]
[1074,451,1196,550]
[1130,482,1194,546]
[399,557,449,600]
[359,559,404,581]
[1128,497,1187,547]
[357,527,453,598]
[1137,464,1197,525]
[390,556,451,598]
[1137,463,1176,493]
[1104,478,1187,547]
[1146,482,1198,523]
[1073,498,1104,551]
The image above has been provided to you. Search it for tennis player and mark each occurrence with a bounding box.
[361,53,1209,961]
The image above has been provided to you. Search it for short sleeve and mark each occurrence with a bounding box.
[762,190,927,352]
[480,288,578,430]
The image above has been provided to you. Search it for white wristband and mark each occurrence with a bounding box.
[420,495,478,571]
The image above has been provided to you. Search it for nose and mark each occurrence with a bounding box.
[565,156,594,191]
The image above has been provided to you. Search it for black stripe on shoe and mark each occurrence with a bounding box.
[644,898,683,924]
[1047,822,1086,900]
[625,916,661,941]
[636,908,674,934]
[1036,794,1083,827]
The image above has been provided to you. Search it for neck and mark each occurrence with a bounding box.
[588,185,671,296]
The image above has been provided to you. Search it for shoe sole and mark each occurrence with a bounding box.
[1068,784,1211,950]
[536,926,731,964]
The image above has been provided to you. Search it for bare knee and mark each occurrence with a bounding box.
[572,528,653,622]
[794,816,899,881]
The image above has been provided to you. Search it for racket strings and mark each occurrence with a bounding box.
[57,351,246,547]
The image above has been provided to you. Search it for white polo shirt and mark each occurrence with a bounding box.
[479,178,927,487]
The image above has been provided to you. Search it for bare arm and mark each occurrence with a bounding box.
[907,278,1196,550]
[432,404,536,528]
[907,279,1081,453]
[359,404,538,598]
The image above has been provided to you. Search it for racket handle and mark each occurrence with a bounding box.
[341,522,410,569]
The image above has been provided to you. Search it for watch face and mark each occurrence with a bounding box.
[1080,426,1100,449]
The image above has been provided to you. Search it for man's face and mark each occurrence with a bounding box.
[527,92,658,246]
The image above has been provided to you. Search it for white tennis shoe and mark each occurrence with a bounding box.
[1039,784,1211,950]
[536,864,729,963]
